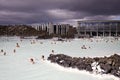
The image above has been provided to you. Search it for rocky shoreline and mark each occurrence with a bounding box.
[47,54,120,78]
[0,25,77,38]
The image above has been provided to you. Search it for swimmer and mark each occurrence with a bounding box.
[33,40,35,44]
[13,49,16,53]
[52,50,54,53]
[41,55,45,60]
[91,40,93,42]
[69,40,71,42]
[30,58,35,64]
[89,46,91,48]
[40,42,43,44]
[65,40,67,42]
[4,52,6,56]
[1,49,3,52]
[16,43,20,47]
[20,39,22,42]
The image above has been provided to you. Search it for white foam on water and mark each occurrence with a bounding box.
[46,60,120,80]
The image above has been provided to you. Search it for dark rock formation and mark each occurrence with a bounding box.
[0,25,46,36]
[48,54,120,78]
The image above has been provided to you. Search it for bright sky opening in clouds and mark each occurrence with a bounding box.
[46,9,76,19]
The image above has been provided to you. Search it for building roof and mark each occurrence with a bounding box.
[78,20,120,23]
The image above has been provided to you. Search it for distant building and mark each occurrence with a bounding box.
[31,23,71,35]
[31,23,53,34]
[77,20,120,37]
[53,24,71,35]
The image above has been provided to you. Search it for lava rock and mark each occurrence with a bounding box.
[47,54,120,78]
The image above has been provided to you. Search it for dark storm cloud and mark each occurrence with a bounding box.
[0,0,120,24]
[61,0,120,15]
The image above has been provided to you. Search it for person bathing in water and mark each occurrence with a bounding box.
[52,50,54,53]
[0,49,6,56]
[4,52,6,56]
[13,49,16,53]
[1,49,3,53]
[16,43,20,47]
[81,45,87,49]
[30,58,35,64]
[41,55,45,60]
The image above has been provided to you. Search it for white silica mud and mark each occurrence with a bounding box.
[0,36,120,80]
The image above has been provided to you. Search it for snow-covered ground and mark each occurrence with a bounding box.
[0,36,120,80]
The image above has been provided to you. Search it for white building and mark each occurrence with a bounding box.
[77,20,120,37]
[31,23,71,35]
[31,23,53,35]
[53,24,71,35]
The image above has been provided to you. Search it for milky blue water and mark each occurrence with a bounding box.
[0,37,120,80]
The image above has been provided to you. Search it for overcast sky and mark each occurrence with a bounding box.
[0,0,120,26]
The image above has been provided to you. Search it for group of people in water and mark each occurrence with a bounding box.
[30,55,45,64]
[29,49,55,64]
[30,40,44,45]
[0,49,15,56]
[0,38,56,65]
[0,39,47,65]
[30,40,36,44]
[0,42,19,56]
[80,37,119,50]
[0,49,6,56]
[81,45,91,49]
[1,37,118,64]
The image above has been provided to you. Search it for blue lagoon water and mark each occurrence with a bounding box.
[0,37,120,80]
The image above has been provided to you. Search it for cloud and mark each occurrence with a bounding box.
[60,0,120,15]
[46,9,76,19]
[0,0,120,25]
